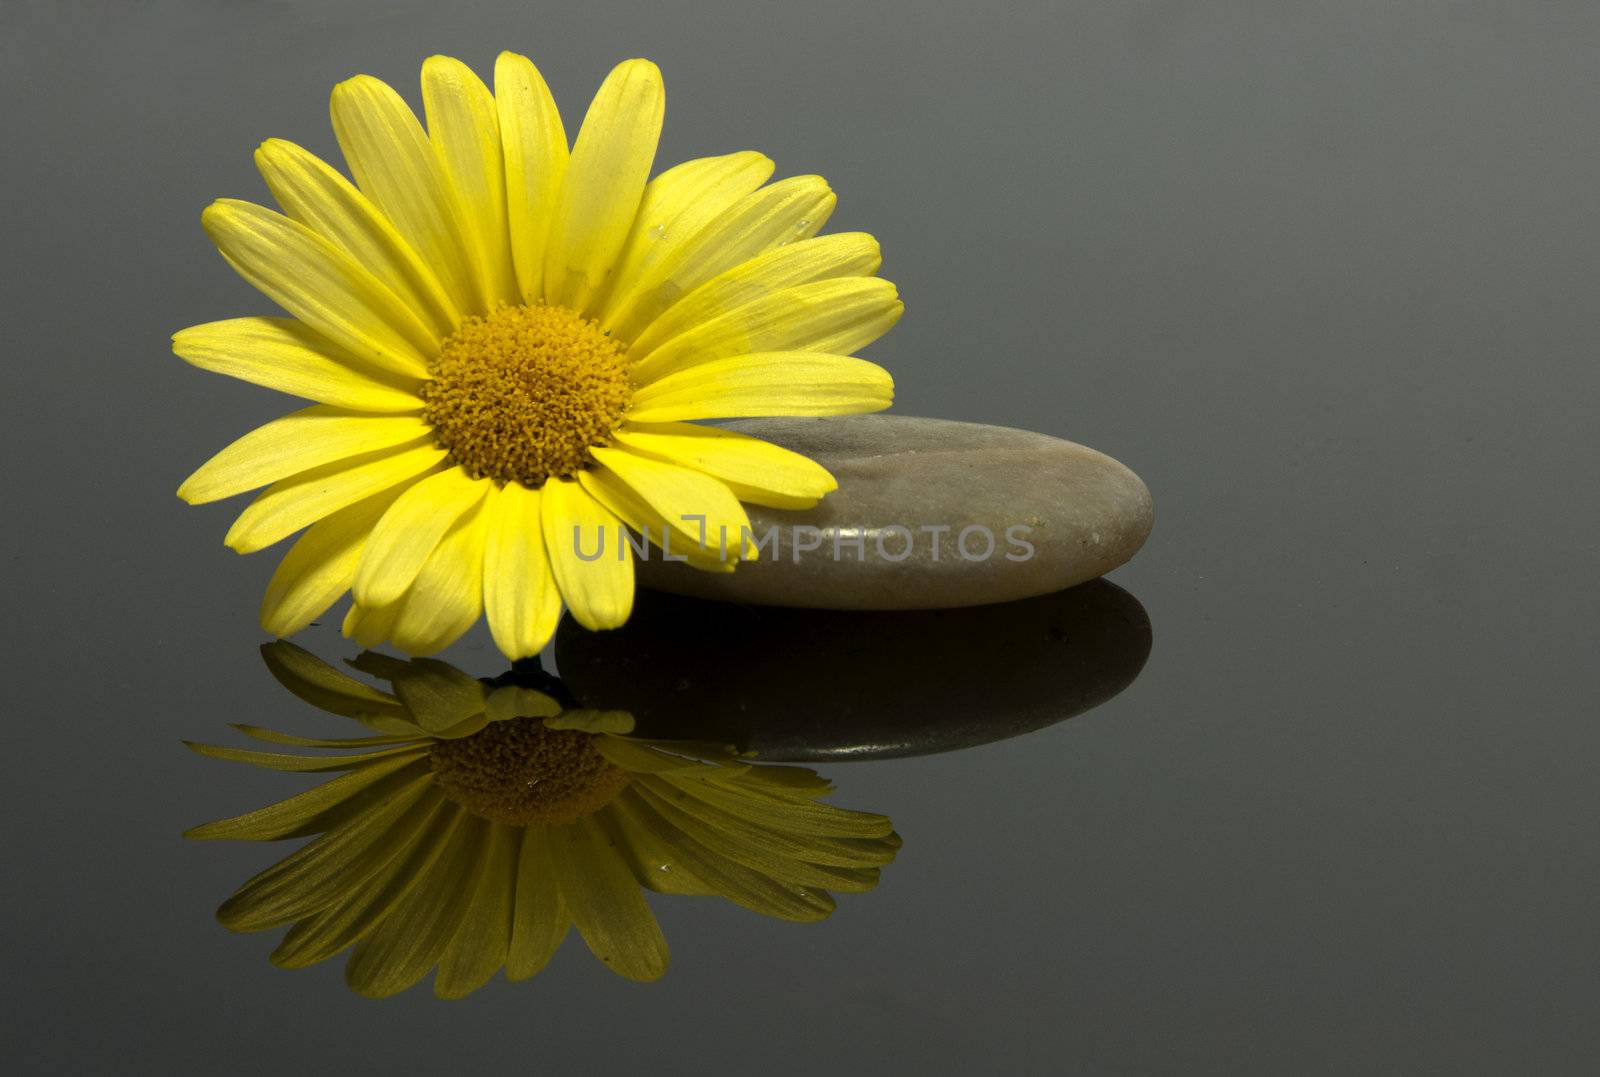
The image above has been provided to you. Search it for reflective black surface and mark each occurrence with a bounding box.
[556,581,1150,760]
[9,2,1600,1073]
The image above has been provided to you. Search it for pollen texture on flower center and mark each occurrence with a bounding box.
[420,303,633,487]
[429,717,632,826]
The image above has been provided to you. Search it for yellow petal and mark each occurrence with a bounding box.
[603,175,835,343]
[543,710,635,735]
[271,797,460,968]
[542,59,664,313]
[633,781,874,891]
[202,199,436,377]
[483,482,563,660]
[594,737,723,776]
[345,813,491,998]
[613,422,836,509]
[182,739,425,773]
[602,791,718,896]
[495,51,569,304]
[224,441,446,554]
[540,476,634,630]
[216,772,435,931]
[609,791,835,921]
[550,815,669,982]
[599,151,774,329]
[258,639,406,719]
[184,752,426,841]
[179,406,430,505]
[421,55,518,307]
[631,277,902,385]
[626,352,894,423]
[485,685,563,723]
[588,446,753,562]
[343,599,403,651]
[625,232,882,360]
[506,827,569,980]
[341,649,411,682]
[353,466,488,607]
[330,74,482,315]
[388,657,486,733]
[260,483,408,636]
[227,725,414,749]
[424,711,491,742]
[666,774,896,845]
[255,138,458,338]
[434,821,519,998]
[172,317,424,413]
[576,466,736,574]
[384,496,491,655]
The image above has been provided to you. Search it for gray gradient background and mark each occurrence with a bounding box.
[4,1,1599,1073]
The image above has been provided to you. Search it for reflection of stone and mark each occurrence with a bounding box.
[555,579,1152,761]
[635,415,1154,609]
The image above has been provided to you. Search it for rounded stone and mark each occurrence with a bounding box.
[554,580,1152,762]
[634,415,1153,609]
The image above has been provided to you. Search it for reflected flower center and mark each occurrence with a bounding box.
[429,716,632,826]
[420,303,633,487]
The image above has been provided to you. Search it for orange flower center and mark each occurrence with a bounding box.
[420,303,632,486]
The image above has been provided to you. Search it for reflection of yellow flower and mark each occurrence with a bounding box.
[176,53,901,659]
[186,643,899,997]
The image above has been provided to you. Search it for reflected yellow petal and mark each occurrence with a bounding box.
[184,754,427,841]
[387,657,487,734]
[550,815,668,982]
[434,821,519,998]
[271,797,460,968]
[257,640,406,720]
[217,774,436,932]
[344,813,491,998]
[506,827,568,980]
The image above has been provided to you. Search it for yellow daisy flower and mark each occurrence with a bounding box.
[176,53,901,658]
[185,642,900,996]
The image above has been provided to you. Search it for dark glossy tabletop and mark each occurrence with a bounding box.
[6,2,1599,1074]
